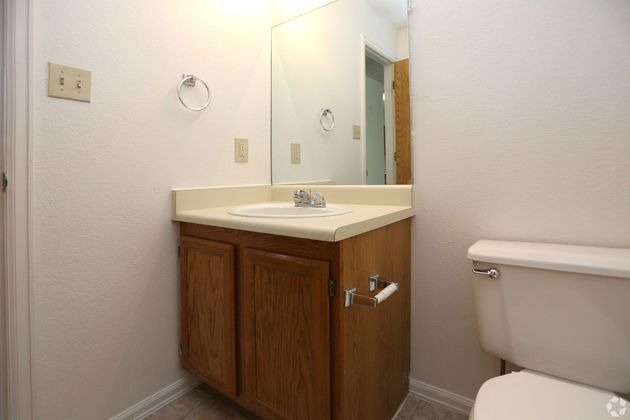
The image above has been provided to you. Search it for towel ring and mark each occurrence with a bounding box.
[178,74,211,111]
[320,108,335,132]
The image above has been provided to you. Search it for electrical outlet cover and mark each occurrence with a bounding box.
[235,138,248,163]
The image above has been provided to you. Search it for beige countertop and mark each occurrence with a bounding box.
[172,185,414,242]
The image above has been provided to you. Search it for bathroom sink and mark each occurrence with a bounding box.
[227,202,353,218]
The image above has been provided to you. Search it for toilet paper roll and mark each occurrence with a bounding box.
[374,283,399,304]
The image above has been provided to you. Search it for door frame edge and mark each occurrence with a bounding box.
[3,0,33,418]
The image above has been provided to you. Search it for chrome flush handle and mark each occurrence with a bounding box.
[472,268,500,279]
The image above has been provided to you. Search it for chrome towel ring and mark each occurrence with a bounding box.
[178,74,211,111]
[320,108,335,132]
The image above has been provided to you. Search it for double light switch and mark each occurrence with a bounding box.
[48,62,92,102]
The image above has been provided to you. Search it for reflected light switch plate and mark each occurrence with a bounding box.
[235,138,248,163]
[352,124,361,140]
[291,143,301,164]
[48,62,92,102]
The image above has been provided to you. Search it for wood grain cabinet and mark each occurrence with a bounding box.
[179,219,411,420]
[179,237,237,398]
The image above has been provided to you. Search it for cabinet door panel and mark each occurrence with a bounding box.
[241,249,330,420]
[180,236,236,397]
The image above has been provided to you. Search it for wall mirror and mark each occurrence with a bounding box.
[271,0,411,185]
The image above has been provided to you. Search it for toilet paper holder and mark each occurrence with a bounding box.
[344,274,399,308]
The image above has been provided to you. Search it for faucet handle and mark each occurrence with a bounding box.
[293,189,309,203]
[312,191,326,207]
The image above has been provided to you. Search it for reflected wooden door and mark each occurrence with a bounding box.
[395,59,412,184]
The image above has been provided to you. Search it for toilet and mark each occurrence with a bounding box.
[467,240,630,420]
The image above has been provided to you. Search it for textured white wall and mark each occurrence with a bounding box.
[409,0,630,398]
[31,1,270,418]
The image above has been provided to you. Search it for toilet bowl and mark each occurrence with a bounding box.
[467,241,630,420]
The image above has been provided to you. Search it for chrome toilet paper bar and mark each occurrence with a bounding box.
[344,274,399,308]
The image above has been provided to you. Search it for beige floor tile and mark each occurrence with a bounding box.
[146,384,257,420]
[395,395,468,420]
[148,384,469,420]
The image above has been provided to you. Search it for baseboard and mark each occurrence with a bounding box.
[408,377,474,416]
[109,375,472,420]
[109,375,201,420]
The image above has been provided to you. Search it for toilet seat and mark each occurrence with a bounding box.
[471,369,625,420]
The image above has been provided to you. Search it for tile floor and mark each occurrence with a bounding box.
[395,396,468,420]
[145,384,468,420]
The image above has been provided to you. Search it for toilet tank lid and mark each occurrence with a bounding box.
[468,240,630,279]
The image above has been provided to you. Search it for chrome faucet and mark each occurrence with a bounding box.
[293,189,326,208]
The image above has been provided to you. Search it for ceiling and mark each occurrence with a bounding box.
[366,0,408,28]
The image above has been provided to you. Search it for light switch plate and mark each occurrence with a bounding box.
[291,143,301,164]
[48,62,92,102]
[235,138,248,163]
[352,124,361,140]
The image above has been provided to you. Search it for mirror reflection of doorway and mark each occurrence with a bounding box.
[365,55,387,184]
[365,50,411,185]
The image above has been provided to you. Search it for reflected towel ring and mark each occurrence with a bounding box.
[320,108,335,132]
[178,74,211,111]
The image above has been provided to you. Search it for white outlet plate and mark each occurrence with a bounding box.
[352,124,361,140]
[291,143,301,164]
[48,62,92,102]
[235,138,248,163]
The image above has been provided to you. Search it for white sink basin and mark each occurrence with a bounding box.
[227,202,353,218]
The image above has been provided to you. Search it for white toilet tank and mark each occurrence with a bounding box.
[468,240,630,394]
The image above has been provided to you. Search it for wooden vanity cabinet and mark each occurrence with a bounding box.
[179,219,411,420]
[179,237,237,398]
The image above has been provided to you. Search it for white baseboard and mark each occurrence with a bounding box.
[408,377,474,416]
[109,375,201,420]
[109,375,472,420]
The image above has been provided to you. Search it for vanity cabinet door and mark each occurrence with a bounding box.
[240,248,331,420]
[180,236,237,398]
